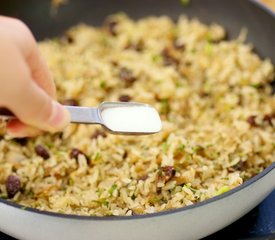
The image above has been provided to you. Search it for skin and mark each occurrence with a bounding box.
[0,16,70,137]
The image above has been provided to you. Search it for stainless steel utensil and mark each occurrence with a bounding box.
[0,102,162,135]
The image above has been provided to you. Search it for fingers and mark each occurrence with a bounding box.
[26,38,56,98]
[0,17,69,137]
[0,47,70,134]
[7,78,70,133]
[0,16,56,97]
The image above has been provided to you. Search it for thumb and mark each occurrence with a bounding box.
[7,79,70,133]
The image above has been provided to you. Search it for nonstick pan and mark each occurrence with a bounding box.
[0,0,274,239]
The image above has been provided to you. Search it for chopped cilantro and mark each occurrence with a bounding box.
[216,186,230,195]
[108,184,117,195]
[100,81,106,89]
[180,0,190,6]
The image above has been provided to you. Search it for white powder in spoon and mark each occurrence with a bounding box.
[101,106,162,133]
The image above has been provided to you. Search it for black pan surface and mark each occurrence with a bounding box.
[0,0,275,64]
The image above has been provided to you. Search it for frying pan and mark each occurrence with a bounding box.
[0,0,275,239]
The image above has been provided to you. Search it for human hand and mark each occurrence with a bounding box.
[0,16,70,137]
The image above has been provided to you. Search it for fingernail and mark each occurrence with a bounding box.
[48,101,71,131]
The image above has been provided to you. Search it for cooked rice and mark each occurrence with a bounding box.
[0,14,274,216]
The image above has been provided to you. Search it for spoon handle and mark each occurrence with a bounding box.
[65,106,102,124]
[0,106,102,124]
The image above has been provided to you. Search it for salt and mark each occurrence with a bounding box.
[101,105,162,133]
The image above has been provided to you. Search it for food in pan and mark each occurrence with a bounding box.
[0,14,274,216]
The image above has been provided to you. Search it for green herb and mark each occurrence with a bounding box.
[93,152,101,162]
[100,81,106,89]
[155,79,163,84]
[184,183,197,193]
[185,154,191,162]
[108,184,117,195]
[27,191,34,197]
[100,36,109,47]
[152,54,161,63]
[0,194,8,199]
[205,42,213,55]
[221,177,229,180]
[148,196,161,204]
[250,83,262,89]
[68,178,74,186]
[215,186,230,195]
[176,144,186,153]
[45,142,54,148]
[97,189,104,197]
[21,206,27,210]
[180,0,190,6]
[176,82,183,88]
[96,198,109,207]
[162,141,170,153]
[56,150,66,157]
[206,33,213,42]
[160,99,170,115]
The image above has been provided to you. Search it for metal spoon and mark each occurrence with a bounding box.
[0,102,162,135]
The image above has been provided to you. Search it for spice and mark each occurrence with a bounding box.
[158,166,176,182]
[6,175,21,198]
[91,129,107,139]
[161,47,180,66]
[124,40,144,52]
[247,115,258,127]
[173,40,185,50]
[60,33,74,44]
[35,145,50,160]
[70,148,88,160]
[105,19,118,36]
[62,98,79,106]
[263,113,275,126]
[118,94,132,102]
[119,67,136,86]
[160,99,170,115]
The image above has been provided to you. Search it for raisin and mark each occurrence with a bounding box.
[247,116,258,127]
[119,68,136,86]
[173,40,185,50]
[60,34,74,44]
[105,19,118,36]
[263,113,275,126]
[162,166,176,177]
[158,166,176,182]
[162,48,180,66]
[233,161,246,171]
[118,94,132,102]
[125,40,144,52]
[6,175,21,198]
[123,150,128,159]
[70,148,89,161]
[35,145,50,160]
[91,130,107,139]
[62,98,79,106]
[138,175,148,181]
